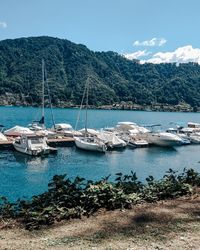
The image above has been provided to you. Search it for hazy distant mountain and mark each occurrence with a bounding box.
[0,36,200,108]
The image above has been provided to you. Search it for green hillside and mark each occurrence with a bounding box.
[0,36,200,108]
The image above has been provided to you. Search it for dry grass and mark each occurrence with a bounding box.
[1,194,200,249]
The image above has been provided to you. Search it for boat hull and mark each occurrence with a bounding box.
[13,144,50,156]
[74,137,107,152]
[144,133,183,147]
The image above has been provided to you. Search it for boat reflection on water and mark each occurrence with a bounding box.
[13,151,50,172]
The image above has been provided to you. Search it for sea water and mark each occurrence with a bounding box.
[0,106,200,200]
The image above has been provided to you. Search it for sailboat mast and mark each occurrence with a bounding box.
[41,59,45,129]
[85,78,89,134]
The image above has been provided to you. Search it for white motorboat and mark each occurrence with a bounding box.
[166,128,191,145]
[4,126,35,137]
[97,131,126,149]
[114,121,149,148]
[52,123,82,137]
[188,122,200,130]
[13,134,57,156]
[116,121,150,134]
[189,133,200,144]
[127,138,149,147]
[144,132,183,147]
[74,136,107,152]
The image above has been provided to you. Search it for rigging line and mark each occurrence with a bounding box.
[74,77,88,131]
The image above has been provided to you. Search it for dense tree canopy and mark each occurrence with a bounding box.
[0,36,200,107]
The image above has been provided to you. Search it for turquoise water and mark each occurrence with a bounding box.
[1,106,200,201]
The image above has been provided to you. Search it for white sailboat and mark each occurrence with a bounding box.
[74,136,107,152]
[74,77,107,153]
[28,59,56,139]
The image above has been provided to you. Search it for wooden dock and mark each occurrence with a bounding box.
[0,137,75,150]
[47,137,75,147]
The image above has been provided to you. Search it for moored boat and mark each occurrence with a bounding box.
[74,136,107,152]
[74,77,107,153]
[144,132,183,147]
[97,131,127,149]
[13,134,57,156]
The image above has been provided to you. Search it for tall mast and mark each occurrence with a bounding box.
[41,59,45,129]
[85,78,89,135]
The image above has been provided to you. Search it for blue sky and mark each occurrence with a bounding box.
[1,0,200,63]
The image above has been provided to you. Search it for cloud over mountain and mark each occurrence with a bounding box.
[133,38,167,47]
[124,50,151,60]
[143,45,200,64]
[125,45,200,65]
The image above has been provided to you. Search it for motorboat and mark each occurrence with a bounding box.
[127,138,149,147]
[144,132,183,147]
[27,122,56,138]
[166,128,191,145]
[52,123,82,137]
[189,133,200,144]
[74,136,107,152]
[13,134,57,156]
[120,133,148,148]
[188,122,200,130]
[97,131,126,149]
[116,121,150,134]
[4,126,35,137]
[114,121,149,148]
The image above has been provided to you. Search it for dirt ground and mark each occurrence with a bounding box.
[1,194,200,250]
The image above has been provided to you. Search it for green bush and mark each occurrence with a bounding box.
[0,168,199,230]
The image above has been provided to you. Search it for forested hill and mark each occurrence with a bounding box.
[1,36,200,108]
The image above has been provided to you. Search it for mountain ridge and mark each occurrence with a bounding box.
[0,36,200,109]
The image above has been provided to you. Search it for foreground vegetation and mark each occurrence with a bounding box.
[1,36,200,109]
[0,168,200,231]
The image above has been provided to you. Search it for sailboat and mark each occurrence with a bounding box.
[74,77,107,153]
[13,60,57,156]
[28,59,56,139]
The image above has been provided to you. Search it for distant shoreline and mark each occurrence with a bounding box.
[0,102,199,113]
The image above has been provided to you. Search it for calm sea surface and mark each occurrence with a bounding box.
[1,106,200,201]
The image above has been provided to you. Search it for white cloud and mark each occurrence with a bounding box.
[124,50,151,60]
[133,38,167,47]
[143,45,200,64]
[0,21,7,28]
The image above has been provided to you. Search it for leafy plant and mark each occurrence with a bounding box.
[0,168,199,230]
